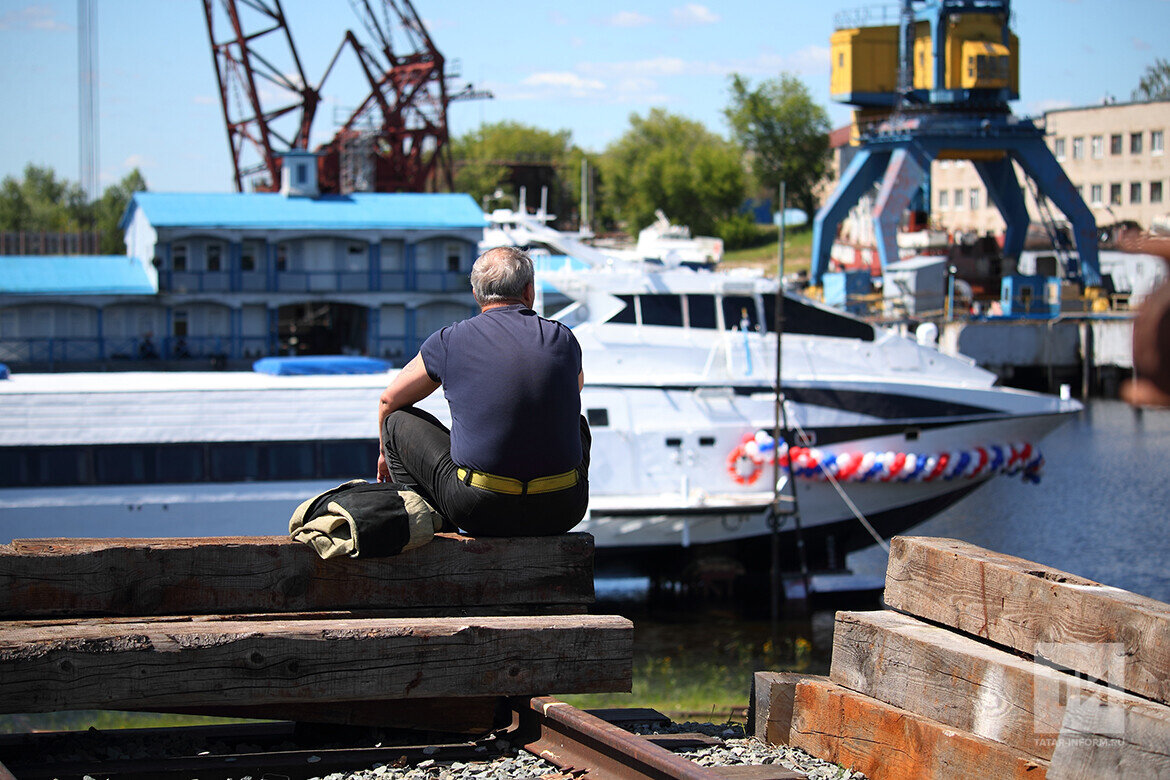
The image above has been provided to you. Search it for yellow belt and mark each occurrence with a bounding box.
[456,467,578,496]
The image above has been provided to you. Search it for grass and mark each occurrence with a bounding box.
[720,227,814,278]
[562,614,827,723]
[0,710,257,734]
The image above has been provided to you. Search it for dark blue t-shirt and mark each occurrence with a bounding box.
[419,304,583,481]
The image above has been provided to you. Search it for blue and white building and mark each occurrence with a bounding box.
[0,161,487,369]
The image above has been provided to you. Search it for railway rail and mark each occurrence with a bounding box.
[0,698,805,779]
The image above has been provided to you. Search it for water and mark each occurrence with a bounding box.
[847,398,1170,603]
[588,399,1170,716]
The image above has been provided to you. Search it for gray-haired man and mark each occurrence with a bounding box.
[376,246,590,536]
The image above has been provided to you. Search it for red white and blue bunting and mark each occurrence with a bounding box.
[726,431,1044,487]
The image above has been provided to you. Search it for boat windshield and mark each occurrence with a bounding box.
[763,295,875,341]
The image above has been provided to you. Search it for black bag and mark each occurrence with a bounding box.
[289,479,443,559]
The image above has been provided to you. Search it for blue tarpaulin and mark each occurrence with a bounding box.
[252,356,394,375]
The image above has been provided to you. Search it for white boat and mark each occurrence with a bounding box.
[625,210,724,267]
[0,251,1079,578]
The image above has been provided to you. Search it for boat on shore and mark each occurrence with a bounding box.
[0,251,1079,580]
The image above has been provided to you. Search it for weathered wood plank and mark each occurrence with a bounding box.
[1049,691,1170,779]
[0,614,632,713]
[884,535,1170,705]
[830,610,1170,766]
[748,671,825,745]
[789,676,1050,780]
[0,533,595,618]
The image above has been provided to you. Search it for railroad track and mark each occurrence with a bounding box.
[0,698,805,779]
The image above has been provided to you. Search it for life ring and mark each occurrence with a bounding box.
[726,441,763,485]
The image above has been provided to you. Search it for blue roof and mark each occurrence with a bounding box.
[123,192,488,231]
[0,256,156,295]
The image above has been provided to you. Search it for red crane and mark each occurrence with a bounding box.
[203,0,487,194]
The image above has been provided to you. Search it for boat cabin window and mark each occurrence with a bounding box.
[762,295,875,341]
[722,295,759,332]
[264,443,316,480]
[611,294,637,324]
[0,439,383,488]
[686,295,718,329]
[638,294,683,327]
[210,445,259,482]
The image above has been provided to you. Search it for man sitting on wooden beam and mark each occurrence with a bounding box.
[376,246,590,536]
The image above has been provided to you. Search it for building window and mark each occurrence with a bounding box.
[206,243,222,272]
[1131,132,1144,154]
[1075,184,1084,199]
[1131,182,1143,204]
[939,189,949,209]
[296,163,308,184]
[241,243,257,272]
[1153,181,1164,204]
[1053,137,1066,160]
[1090,184,1103,205]
[1153,130,1165,155]
[1090,135,1104,159]
[953,189,964,210]
[1072,137,1084,160]
[1110,134,1123,156]
[969,188,980,210]
[1110,183,1122,206]
[172,244,188,272]
[276,243,289,272]
[173,310,189,338]
[445,243,463,272]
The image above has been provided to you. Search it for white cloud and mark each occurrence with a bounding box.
[192,95,218,106]
[548,10,569,26]
[671,4,719,26]
[522,72,605,93]
[614,77,658,94]
[123,153,153,171]
[1133,37,1152,51]
[581,56,693,78]
[604,11,653,28]
[0,4,70,31]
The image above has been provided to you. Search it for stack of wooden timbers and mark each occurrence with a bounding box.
[751,536,1170,779]
[0,534,634,765]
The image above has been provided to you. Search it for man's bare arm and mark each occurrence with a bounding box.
[376,354,441,481]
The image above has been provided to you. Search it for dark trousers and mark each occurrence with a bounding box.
[381,406,590,537]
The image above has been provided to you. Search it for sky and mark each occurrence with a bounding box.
[2,0,1168,195]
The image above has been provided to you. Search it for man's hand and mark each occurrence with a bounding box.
[376,452,390,483]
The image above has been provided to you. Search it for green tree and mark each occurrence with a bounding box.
[450,121,594,225]
[599,108,746,237]
[0,164,88,232]
[94,169,148,253]
[723,73,830,223]
[0,165,146,253]
[1133,58,1170,102]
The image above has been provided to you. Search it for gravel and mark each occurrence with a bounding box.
[18,718,867,779]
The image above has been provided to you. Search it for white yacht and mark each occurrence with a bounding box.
[0,249,1079,578]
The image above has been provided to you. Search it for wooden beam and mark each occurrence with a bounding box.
[789,677,1049,780]
[884,536,1170,705]
[0,533,595,618]
[748,671,825,745]
[0,614,632,713]
[830,610,1170,766]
